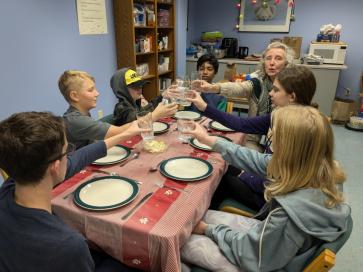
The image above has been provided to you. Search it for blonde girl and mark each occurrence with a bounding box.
[181,105,350,271]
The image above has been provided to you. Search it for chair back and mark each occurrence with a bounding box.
[99,114,116,125]
[219,198,258,218]
[0,168,9,180]
[303,214,353,272]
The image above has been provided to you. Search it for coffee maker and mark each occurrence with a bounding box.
[221,38,238,58]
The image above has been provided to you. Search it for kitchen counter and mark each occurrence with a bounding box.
[186,57,347,70]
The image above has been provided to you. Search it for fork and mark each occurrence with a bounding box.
[63,190,76,199]
[155,181,190,193]
[119,152,140,167]
[90,169,119,176]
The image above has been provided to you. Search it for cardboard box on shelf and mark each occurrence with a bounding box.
[283,36,302,59]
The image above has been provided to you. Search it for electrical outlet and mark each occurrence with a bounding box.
[344,87,351,97]
[97,109,104,119]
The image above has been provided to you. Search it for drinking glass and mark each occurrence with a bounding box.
[190,71,202,91]
[137,111,154,141]
[177,118,195,142]
[177,86,191,107]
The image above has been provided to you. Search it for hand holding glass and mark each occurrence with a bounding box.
[137,111,154,141]
[177,119,196,143]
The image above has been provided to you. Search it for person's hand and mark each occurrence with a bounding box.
[185,90,207,112]
[162,84,179,98]
[152,102,178,121]
[124,120,150,137]
[140,95,149,107]
[192,221,208,235]
[188,123,217,147]
[192,80,220,94]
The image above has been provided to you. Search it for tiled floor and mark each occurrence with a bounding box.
[331,124,363,271]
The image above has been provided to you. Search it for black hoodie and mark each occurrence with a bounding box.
[110,68,162,126]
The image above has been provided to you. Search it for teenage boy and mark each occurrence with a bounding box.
[191,53,226,112]
[59,70,176,149]
[111,68,178,126]
[0,111,143,271]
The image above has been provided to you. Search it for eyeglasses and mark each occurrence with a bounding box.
[47,143,76,163]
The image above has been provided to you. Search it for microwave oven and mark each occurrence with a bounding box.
[308,42,347,65]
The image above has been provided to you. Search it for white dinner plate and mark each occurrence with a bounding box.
[189,135,232,151]
[153,121,170,134]
[92,145,131,165]
[174,111,202,120]
[73,176,139,211]
[159,156,213,181]
[209,121,235,132]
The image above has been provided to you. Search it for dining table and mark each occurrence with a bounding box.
[51,117,245,272]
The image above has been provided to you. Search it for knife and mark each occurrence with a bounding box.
[121,192,153,220]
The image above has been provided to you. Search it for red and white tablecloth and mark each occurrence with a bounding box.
[51,120,245,271]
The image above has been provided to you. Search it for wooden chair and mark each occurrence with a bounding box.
[226,97,249,116]
[219,198,257,218]
[0,169,9,180]
[99,114,116,125]
[303,214,353,272]
[191,210,353,272]
[190,199,353,272]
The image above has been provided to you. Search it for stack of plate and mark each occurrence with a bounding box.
[174,111,201,121]
[73,176,139,211]
[92,145,131,165]
[189,135,232,151]
[209,121,235,132]
[159,156,213,182]
[153,121,170,134]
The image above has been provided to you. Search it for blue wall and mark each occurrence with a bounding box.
[175,0,188,78]
[187,0,363,102]
[0,0,118,120]
[0,0,362,125]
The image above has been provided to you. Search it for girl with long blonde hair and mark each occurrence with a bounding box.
[181,105,350,271]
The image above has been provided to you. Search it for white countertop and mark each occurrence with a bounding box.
[186,57,347,70]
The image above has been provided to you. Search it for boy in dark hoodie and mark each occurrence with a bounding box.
[111,68,178,126]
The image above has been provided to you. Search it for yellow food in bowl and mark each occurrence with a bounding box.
[143,140,168,153]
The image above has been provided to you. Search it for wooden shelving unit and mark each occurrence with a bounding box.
[113,0,175,101]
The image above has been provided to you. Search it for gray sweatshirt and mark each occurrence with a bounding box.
[206,139,351,271]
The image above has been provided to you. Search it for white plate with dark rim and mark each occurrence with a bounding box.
[92,145,131,165]
[189,135,232,151]
[153,121,170,134]
[209,121,235,132]
[174,111,202,121]
[73,176,139,211]
[159,156,213,182]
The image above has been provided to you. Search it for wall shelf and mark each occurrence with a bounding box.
[113,0,175,101]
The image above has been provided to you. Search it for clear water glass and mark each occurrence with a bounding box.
[136,111,154,141]
[176,86,191,107]
[177,118,195,142]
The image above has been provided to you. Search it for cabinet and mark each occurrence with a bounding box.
[113,0,175,101]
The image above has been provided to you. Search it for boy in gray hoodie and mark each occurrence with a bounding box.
[111,68,177,126]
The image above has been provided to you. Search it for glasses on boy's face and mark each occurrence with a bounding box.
[47,143,76,163]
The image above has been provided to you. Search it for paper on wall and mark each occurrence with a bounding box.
[76,0,107,35]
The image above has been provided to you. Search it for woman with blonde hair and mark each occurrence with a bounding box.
[194,41,295,151]
[181,105,350,271]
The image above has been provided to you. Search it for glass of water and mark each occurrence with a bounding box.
[177,118,195,143]
[136,111,154,141]
[177,86,191,107]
